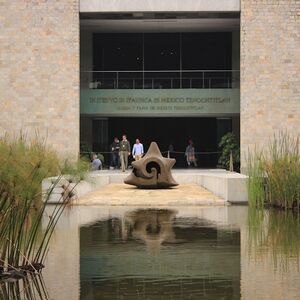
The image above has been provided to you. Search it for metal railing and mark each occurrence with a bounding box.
[80,149,222,169]
[81,70,240,89]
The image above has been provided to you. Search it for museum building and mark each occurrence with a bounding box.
[0,0,299,169]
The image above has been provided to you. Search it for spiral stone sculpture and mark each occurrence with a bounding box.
[124,142,178,188]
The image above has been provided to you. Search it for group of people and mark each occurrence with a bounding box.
[91,136,197,171]
[110,134,144,172]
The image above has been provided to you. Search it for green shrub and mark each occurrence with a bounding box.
[218,132,240,171]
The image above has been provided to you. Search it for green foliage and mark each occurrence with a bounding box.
[247,150,266,208]
[0,134,88,281]
[247,132,300,210]
[80,143,105,166]
[218,132,240,171]
[61,157,90,181]
[80,142,92,160]
[0,134,61,202]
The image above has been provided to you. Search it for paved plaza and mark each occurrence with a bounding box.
[74,183,226,206]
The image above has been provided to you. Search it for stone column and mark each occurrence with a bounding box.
[240,0,300,171]
[0,0,80,159]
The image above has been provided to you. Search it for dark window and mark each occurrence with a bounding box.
[92,32,233,89]
[144,33,180,70]
[182,33,232,70]
[93,32,232,71]
[93,33,143,71]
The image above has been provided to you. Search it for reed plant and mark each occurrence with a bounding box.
[0,134,61,204]
[0,134,89,281]
[247,132,300,210]
[0,274,49,299]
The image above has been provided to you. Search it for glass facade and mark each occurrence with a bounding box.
[88,32,235,89]
[80,31,240,161]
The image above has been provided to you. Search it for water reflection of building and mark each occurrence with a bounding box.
[43,206,300,300]
[79,208,241,299]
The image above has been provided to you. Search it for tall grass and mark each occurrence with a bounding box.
[0,134,61,204]
[247,132,300,210]
[0,134,89,281]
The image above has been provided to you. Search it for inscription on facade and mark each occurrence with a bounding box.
[80,89,239,116]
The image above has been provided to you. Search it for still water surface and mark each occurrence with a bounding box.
[42,206,300,300]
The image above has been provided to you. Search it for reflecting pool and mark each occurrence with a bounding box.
[39,206,300,300]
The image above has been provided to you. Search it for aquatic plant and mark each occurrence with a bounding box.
[0,274,49,299]
[247,149,266,208]
[0,134,60,204]
[247,132,300,210]
[0,134,88,281]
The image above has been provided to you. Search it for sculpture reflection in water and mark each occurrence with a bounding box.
[124,142,178,188]
[122,209,177,254]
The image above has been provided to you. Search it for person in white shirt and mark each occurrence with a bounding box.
[132,139,144,161]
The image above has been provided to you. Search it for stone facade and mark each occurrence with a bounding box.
[1,0,299,165]
[0,0,79,158]
[240,0,300,169]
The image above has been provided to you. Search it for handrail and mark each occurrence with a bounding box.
[81,69,240,89]
[81,70,240,73]
[80,150,222,155]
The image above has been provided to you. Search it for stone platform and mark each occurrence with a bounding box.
[42,169,248,204]
[74,183,226,206]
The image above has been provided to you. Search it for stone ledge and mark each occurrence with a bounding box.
[42,169,248,204]
[80,0,241,12]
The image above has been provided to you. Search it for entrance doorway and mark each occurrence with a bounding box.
[84,117,235,168]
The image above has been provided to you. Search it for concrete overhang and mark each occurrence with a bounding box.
[80,0,241,13]
[80,18,240,32]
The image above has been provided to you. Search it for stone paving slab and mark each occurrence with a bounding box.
[74,183,227,206]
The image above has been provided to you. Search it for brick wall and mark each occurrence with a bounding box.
[0,0,79,158]
[240,0,300,170]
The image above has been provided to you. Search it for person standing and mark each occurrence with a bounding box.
[119,134,131,172]
[185,139,197,168]
[110,137,120,169]
[132,138,144,161]
[168,143,174,158]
